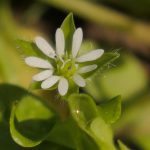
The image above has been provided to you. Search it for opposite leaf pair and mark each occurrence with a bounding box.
[5,83,122,149]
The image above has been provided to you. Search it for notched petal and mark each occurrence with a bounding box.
[72,28,83,58]
[73,74,86,87]
[35,36,55,58]
[76,49,104,62]
[25,57,53,69]
[55,28,65,56]
[32,70,53,81]
[78,64,97,74]
[41,76,60,89]
[58,77,69,96]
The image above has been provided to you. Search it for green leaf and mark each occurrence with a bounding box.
[76,128,100,150]
[61,13,76,54]
[8,87,56,147]
[0,84,29,149]
[98,95,121,124]
[96,52,120,69]
[68,94,116,150]
[16,39,37,57]
[32,141,74,150]
[118,140,130,150]
[47,118,76,149]
[81,52,120,78]
[16,39,54,61]
[90,117,115,150]
[0,84,29,121]
[0,84,59,149]
[85,52,120,67]
[47,116,101,150]
[28,81,42,90]
[10,104,41,147]
[68,94,99,128]
[10,96,56,147]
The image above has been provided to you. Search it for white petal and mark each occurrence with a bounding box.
[58,77,68,96]
[78,64,97,74]
[72,28,83,58]
[73,74,86,87]
[25,57,53,69]
[76,49,104,63]
[41,76,60,89]
[35,36,55,58]
[32,70,53,81]
[55,28,65,56]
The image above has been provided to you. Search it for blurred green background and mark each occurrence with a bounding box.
[0,0,150,149]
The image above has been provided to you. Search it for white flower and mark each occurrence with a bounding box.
[25,28,104,96]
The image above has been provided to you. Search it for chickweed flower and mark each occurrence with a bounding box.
[25,28,104,96]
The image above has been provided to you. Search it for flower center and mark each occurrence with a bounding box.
[58,59,77,78]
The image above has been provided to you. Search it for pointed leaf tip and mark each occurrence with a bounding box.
[61,13,76,53]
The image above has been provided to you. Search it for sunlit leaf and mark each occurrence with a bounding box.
[68,94,99,128]
[68,93,116,150]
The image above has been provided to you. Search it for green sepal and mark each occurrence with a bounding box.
[79,52,120,78]
[61,13,76,55]
[16,39,42,57]
[16,39,55,64]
